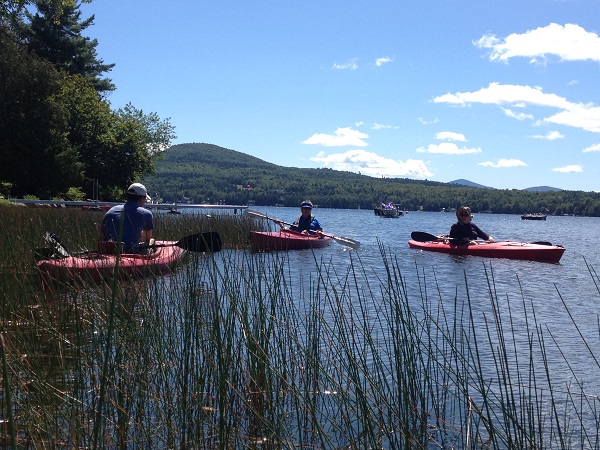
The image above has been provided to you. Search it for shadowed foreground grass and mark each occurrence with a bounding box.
[1,206,600,448]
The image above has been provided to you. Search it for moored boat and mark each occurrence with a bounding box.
[374,202,403,218]
[521,213,547,220]
[250,230,333,251]
[408,238,565,263]
[37,241,188,287]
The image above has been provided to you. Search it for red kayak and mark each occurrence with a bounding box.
[37,241,187,287]
[408,239,565,263]
[250,230,333,251]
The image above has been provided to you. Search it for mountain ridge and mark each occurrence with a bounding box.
[140,143,598,215]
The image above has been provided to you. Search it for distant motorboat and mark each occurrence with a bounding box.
[374,202,403,218]
[521,213,547,221]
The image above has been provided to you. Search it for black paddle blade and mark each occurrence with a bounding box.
[178,232,222,252]
[411,231,439,242]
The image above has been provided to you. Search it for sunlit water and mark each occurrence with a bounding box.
[236,208,600,388]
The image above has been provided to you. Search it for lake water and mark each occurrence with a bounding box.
[239,207,600,389]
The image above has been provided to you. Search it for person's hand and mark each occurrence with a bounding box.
[274,220,283,228]
[487,235,495,242]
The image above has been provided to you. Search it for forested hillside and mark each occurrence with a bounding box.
[143,143,600,216]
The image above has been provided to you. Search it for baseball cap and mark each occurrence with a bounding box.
[127,183,151,201]
[300,200,313,209]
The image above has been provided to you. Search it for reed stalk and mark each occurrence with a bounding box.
[1,205,600,448]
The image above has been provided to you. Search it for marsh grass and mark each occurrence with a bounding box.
[1,206,600,448]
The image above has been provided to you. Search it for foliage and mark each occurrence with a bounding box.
[25,0,115,93]
[0,33,83,198]
[65,186,85,201]
[0,1,175,200]
[143,143,600,216]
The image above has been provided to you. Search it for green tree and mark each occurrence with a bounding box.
[99,104,175,200]
[25,0,115,93]
[0,33,82,197]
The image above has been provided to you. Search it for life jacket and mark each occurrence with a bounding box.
[294,214,315,231]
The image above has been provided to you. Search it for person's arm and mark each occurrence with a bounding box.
[473,224,493,241]
[311,218,323,233]
[141,212,155,244]
[141,229,153,244]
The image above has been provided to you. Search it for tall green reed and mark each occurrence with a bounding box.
[1,205,600,448]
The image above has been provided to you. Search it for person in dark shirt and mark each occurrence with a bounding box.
[449,206,494,243]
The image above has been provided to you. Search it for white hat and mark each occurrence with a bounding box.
[127,183,151,201]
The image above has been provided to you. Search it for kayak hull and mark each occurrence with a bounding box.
[250,230,333,251]
[408,239,565,263]
[37,241,187,287]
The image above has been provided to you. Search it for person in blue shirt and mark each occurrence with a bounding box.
[449,206,494,243]
[100,183,155,253]
[277,200,323,235]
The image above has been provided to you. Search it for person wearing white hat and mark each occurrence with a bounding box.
[100,183,155,253]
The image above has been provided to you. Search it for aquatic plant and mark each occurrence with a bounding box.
[1,206,600,448]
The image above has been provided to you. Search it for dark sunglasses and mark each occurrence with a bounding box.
[460,212,470,217]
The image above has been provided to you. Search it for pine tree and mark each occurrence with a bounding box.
[25,0,115,93]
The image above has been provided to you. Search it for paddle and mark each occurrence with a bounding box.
[144,231,222,253]
[411,231,442,242]
[410,231,555,246]
[247,210,360,249]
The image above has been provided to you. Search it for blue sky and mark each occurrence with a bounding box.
[81,0,600,191]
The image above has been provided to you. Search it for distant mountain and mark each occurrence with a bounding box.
[449,179,492,189]
[449,179,563,192]
[140,143,599,215]
[523,186,563,192]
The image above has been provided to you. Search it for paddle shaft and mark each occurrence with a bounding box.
[410,231,555,246]
[247,210,360,248]
[152,231,222,253]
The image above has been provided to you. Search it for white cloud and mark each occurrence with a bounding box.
[416,142,481,155]
[434,82,600,134]
[552,164,583,173]
[419,117,439,125]
[372,123,397,130]
[502,107,533,121]
[474,23,600,63]
[544,105,600,133]
[530,131,564,140]
[582,144,600,153]
[434,82,571,109]
[303,127,369,147]
[435,131,466,142]
[310,149,432,178]
[478,159,527,168]
[375,56,392,66]
[333,58,358,70]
